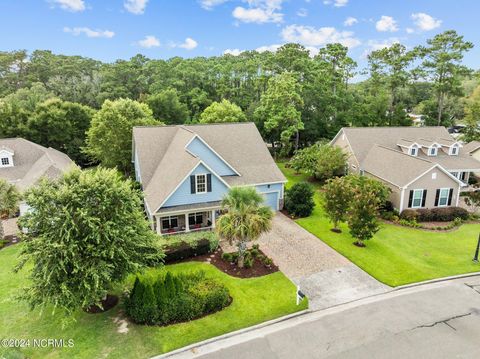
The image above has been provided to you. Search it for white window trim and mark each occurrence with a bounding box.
[411,189,424,209]
[161,215,179,229]
[410,146,419,156]
[0,155,13,168]
[195,173,207,194]
[428,146,438,156]
[437,188,450,207]
[450,145,459,156]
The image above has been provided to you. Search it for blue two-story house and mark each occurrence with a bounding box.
[132,122,287,235]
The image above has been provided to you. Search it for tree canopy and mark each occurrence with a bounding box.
[16,167,163,315]
[199,99,246,124]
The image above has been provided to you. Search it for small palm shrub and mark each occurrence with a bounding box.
[284,182,315,218]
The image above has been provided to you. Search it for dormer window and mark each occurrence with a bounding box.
[450,144,459,156]
[1,157,9,166]
[0,150,14,168]
[428,146,438,156]
[410,145,418,156]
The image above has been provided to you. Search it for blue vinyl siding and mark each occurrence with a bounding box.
[162,163,229,208]
[187,137,237,176]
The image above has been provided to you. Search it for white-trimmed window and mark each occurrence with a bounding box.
[450,145,459,156]
[161,216,178,229]
[428,146,438,156]
[196,174,206,193]
[412,189,424,208]
[410,145,418,156]
[0,157,9,166]
[437,188,450,207]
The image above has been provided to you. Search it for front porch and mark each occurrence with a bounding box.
[153,203,221,236]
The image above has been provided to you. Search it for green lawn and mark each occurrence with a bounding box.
[0,244,306,359]
[278,162,480,287]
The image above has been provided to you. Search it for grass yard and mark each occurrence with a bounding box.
[278,162,480,287]
[0,244,306,359]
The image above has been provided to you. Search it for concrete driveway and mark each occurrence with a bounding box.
[256,213,389,310]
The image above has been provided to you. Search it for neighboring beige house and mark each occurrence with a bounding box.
[463,140,480,178]
[331,127,480,213]
[0,138,75,215]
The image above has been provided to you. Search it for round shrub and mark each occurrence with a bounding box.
[399,209,418,221]
[284,182,315,218]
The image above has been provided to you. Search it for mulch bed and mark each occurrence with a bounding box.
[84,294,119,314]
[191,248,279,278]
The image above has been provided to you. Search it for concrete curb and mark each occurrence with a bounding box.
[151,308,311,359]
[393,271,480,290]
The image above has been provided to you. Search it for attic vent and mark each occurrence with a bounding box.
[432,172,437,180]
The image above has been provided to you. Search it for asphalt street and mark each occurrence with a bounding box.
[160,275,480,359]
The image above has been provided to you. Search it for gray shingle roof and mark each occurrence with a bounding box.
[133,122,286,213]
[463,141,480,154]
[362,145,436,187]
[339,126,480,187]
[0,138,75,190]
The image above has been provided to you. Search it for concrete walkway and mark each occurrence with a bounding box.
[255,213,389,310]
[158,275,480,359]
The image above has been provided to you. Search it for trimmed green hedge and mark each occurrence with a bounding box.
[125,271,230,325]
[160,231,219,263]
[400,207,469,222]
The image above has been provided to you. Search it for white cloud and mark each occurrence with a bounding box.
[411,13,441,31]
[344,16,358,26]
[376,15,398,32]
[256,44,281,53]
[406,27,414,34]
[281,24,361,48]
[177,37,198,50]
[63,27,115,38]
[224,48,244,56]
[137,35,160,48]
[124,0,148,14]
[199,0,228,9]
[363,38,400,57]
[50,0,85,12]
[323,0,348,7]
[297,8,308,17]
[233,0,284,24]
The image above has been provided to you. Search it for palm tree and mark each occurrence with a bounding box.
[216,187,273,268]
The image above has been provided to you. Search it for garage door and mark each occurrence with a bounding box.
[263,192,279,211]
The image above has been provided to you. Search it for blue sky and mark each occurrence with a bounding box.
[1,0,478,71]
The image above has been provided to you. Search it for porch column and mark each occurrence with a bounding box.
[156,216,161,235]
[211,210,216,229]
[185,213,190,232]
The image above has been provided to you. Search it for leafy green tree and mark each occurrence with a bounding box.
[216,187,273,267]
[15,167,163,315]
[284,182,315,218]
[417,30,473,125]
[0,50,29,97]
[199,99,246,123]
[0,179,21,218]
[146,88,190,124]
[255,73,304,154]
[85,98,160,175]
[0,83,54,138]
[463,86,480,142]
[346,176,390,247]
[322,177,351,232]
[368,43,416,123]
[290,143,347,182]
[28,98,94,165]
